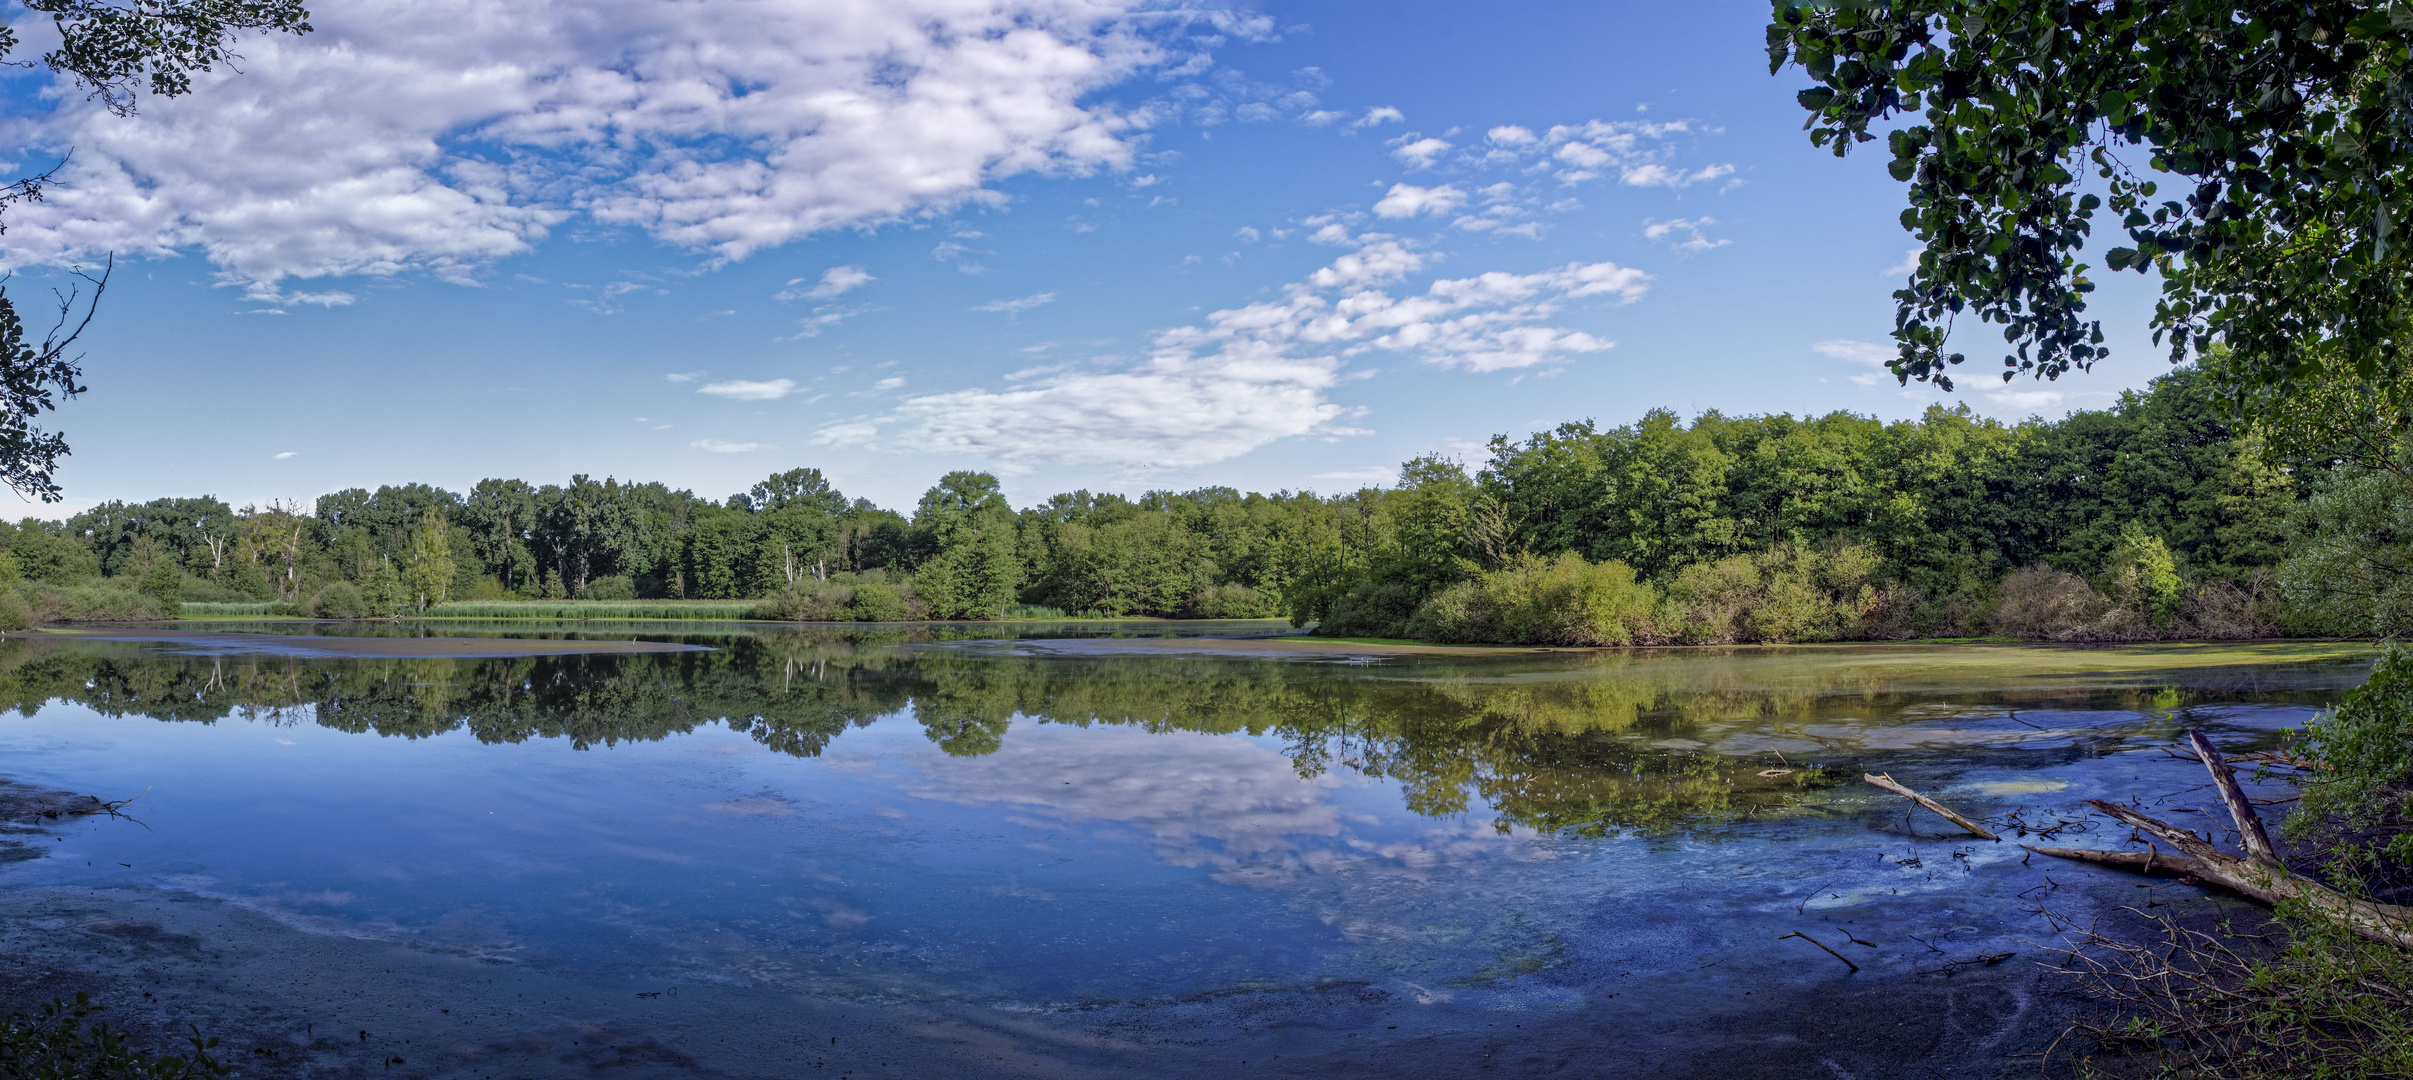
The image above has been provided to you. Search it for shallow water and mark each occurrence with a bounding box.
[0,628,2380,1077]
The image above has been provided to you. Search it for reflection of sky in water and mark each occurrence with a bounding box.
[0,703,1591,1005]
[0,640,2377,1012]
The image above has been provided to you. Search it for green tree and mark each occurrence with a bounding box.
[1768,0,2413,404]
[913,472,1019,619]
[402,506,456,612]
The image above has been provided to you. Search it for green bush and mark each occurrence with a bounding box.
[36,581,170,622]
[0,993,226,1078]
[2288,645,2413,863]
[1408,553,1659,646]
[753,581,854,621]
[848,583,909,621]
[0,591,32,633]
[310,582,368,619]
[1188,583,1278,619]
[582,574,637,601]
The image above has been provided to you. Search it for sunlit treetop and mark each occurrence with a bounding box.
[1769,0,2413,396]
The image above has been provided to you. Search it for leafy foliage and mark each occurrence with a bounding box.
[0,993,226,1079]
[1769,0,2413,395]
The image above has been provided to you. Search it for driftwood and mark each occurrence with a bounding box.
[2025,732,2413,950]
[1863,773,2000,841]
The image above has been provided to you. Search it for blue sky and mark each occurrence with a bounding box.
[0,0,2180,515]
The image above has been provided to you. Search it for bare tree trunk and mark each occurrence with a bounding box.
[2027,732,2413,950]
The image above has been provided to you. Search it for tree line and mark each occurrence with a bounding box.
[0,366,2367,639]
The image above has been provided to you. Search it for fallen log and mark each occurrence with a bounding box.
[1863,772,2000,841]
[2024,732,2413,950]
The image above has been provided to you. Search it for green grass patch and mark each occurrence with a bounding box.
[1276,635,1435,646]
[421,600,761,621]
[180,602,281,617]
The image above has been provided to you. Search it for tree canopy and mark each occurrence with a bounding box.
[1768,0,2413,405]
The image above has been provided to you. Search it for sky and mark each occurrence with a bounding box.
[0,0,2185,516]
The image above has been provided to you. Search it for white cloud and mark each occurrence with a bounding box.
[2,0,1182,293]
[1389,136,1453,170]
[272,451,297,460]
[780,265,873,302]
[823,237,1651,469]
[1641,217,1730,254]
[697,378,797,400]
[1486,125,1536,146]
[1371,183,1464,219]
[664,370,706,383]
[1885,247,1925,276]
[784,305,867,339]
[972,292,1058,317]
[690,439,768,453]
[1354,106,1404,128]
[1619,162,1735,188]
[873,376,906,390]
[1811,339,1895,368]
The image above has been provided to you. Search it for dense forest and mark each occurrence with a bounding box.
[0,367,2388,642]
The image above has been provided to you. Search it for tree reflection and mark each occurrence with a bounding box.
[0,632,2356,838]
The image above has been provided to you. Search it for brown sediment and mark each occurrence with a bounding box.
[29,628,709,659]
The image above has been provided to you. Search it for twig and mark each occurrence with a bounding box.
[1778,931,1860,973]
[1918,951,2015,976]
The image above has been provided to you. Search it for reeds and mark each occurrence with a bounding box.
[420,600,760,621]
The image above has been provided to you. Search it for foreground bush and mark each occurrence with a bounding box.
[0,993,228,1078]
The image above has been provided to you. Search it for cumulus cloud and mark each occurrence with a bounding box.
[1390,136,1453,170]
[781,265,873,302]
[1,0,1183,292]
[1621,162,1735,188]
[818,235,1650,468]
[1642,217,1730,253]
[1886,247,1925,276]
[1486,125,1536,146]
[690,439,768,453]
[664,370,705,383]
[972,292,1058,316]
[1372,183,1465,219]
[697,378,798,400]
[1354,106,1404,128]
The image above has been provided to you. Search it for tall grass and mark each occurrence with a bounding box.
[181,602,281,617]
[419,600,760,621]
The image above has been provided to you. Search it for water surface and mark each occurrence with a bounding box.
[0,628,2377,1077]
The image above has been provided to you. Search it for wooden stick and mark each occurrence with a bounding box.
[1777,931,1859,972]
[2186,730,2280,866]
[1863,773,2000,841]
[2026,803,2413,951]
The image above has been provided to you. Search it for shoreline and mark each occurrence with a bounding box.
[27,627,712,659]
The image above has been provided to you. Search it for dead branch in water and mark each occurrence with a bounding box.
[2025,735,2413,950]
[1777,931,1859,972]
[1863,773,2000,841]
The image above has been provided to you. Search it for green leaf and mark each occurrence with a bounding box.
[2105,247,2137,271]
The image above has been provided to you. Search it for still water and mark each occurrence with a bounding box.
[0,626,2380,1076]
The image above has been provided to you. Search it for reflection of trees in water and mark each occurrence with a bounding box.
[0,635,2357,838]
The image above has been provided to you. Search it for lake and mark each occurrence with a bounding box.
[0,625,2376,1078]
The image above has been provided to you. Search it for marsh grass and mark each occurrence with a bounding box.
[422,600,761,621]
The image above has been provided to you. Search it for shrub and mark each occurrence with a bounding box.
[752,580,854,621]
[847,583,909,622]
[583,575,636,601]
[1987,564,2110,640]
[0,591,32,633]
[36,581,170,622]
[1408,553,1659,646]
[2287,645,2413,864]
[2107,522,2185,631]
[1318,578,1427,638]
[311,582,369,619]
